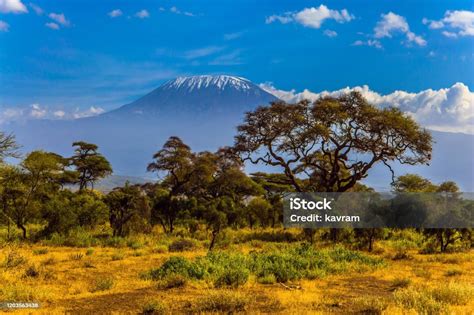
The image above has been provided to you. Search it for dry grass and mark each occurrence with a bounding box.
[0,230,472,314]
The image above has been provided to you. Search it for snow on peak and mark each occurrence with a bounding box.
[162,75,254,92]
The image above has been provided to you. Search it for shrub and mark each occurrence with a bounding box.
[193,291,251,313]
[257,274,277,284]
[90,276,115,292]
[103,237,127,248]
[145,256,205,280]
[168,239,195,252]
[214,268,249,288]
[141,299,167,315]
[85,248,95,256]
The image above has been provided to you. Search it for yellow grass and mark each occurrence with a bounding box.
[0,231,473,314]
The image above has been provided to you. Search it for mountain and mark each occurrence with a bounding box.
[3,75,474,191]
[104,75,276,119]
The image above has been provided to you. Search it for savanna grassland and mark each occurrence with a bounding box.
[0,227,473,314]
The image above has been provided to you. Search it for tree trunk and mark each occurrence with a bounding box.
[209,230,218,251]
[18,224,27,239]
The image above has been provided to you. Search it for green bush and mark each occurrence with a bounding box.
[214,268,249,288]
[145,256,205,280]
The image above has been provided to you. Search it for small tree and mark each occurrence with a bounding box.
[70,141,112,191]
[105,183,150,237]
[0,151,67,238]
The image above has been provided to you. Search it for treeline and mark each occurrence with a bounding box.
[0,92,471,252]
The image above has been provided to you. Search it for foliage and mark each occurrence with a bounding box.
[70,141,112,191]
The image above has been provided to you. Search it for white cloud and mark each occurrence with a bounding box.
[45,22,59,30]
[224,31,244,40]
[266,5,353,29]
[352,39,382,49]
[422,18,443,29]
[0,20,9,32]
[29,2,42,15]
[29,103,46,118]
[53,110,65,118]
[0,0,27,13]
[183,46,224,59]
[0,104,106,123]
[166,6,195,17]
[260,82,474,134]
[424,10,474,38]
[442,31,458,38]
[72,106,105,119]
[323,29,337,37]
[108,9,122,18]
[135,9,149,19]
[374,12,426,46]
[266,13,293,24]
[48,12,70,26]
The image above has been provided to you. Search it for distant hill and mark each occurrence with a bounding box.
[94,175,155,193]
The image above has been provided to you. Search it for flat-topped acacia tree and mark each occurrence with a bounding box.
[233,91,432,193]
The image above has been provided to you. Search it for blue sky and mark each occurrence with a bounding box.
[0,0,473,113]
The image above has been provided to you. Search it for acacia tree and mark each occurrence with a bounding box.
[0,132,20,163]
[106,183,150,237]
[147,137,195,233]
[234,92,432,193]
[0,151,67,238]
[70,141,112,191]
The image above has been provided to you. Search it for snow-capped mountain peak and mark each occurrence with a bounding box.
[162,75,253,92]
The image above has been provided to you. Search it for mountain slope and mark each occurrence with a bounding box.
[102,75,277,119]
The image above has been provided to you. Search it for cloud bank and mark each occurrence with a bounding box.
[260,83,474,134]
[423,10,474,38]
[0,104,105,124]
